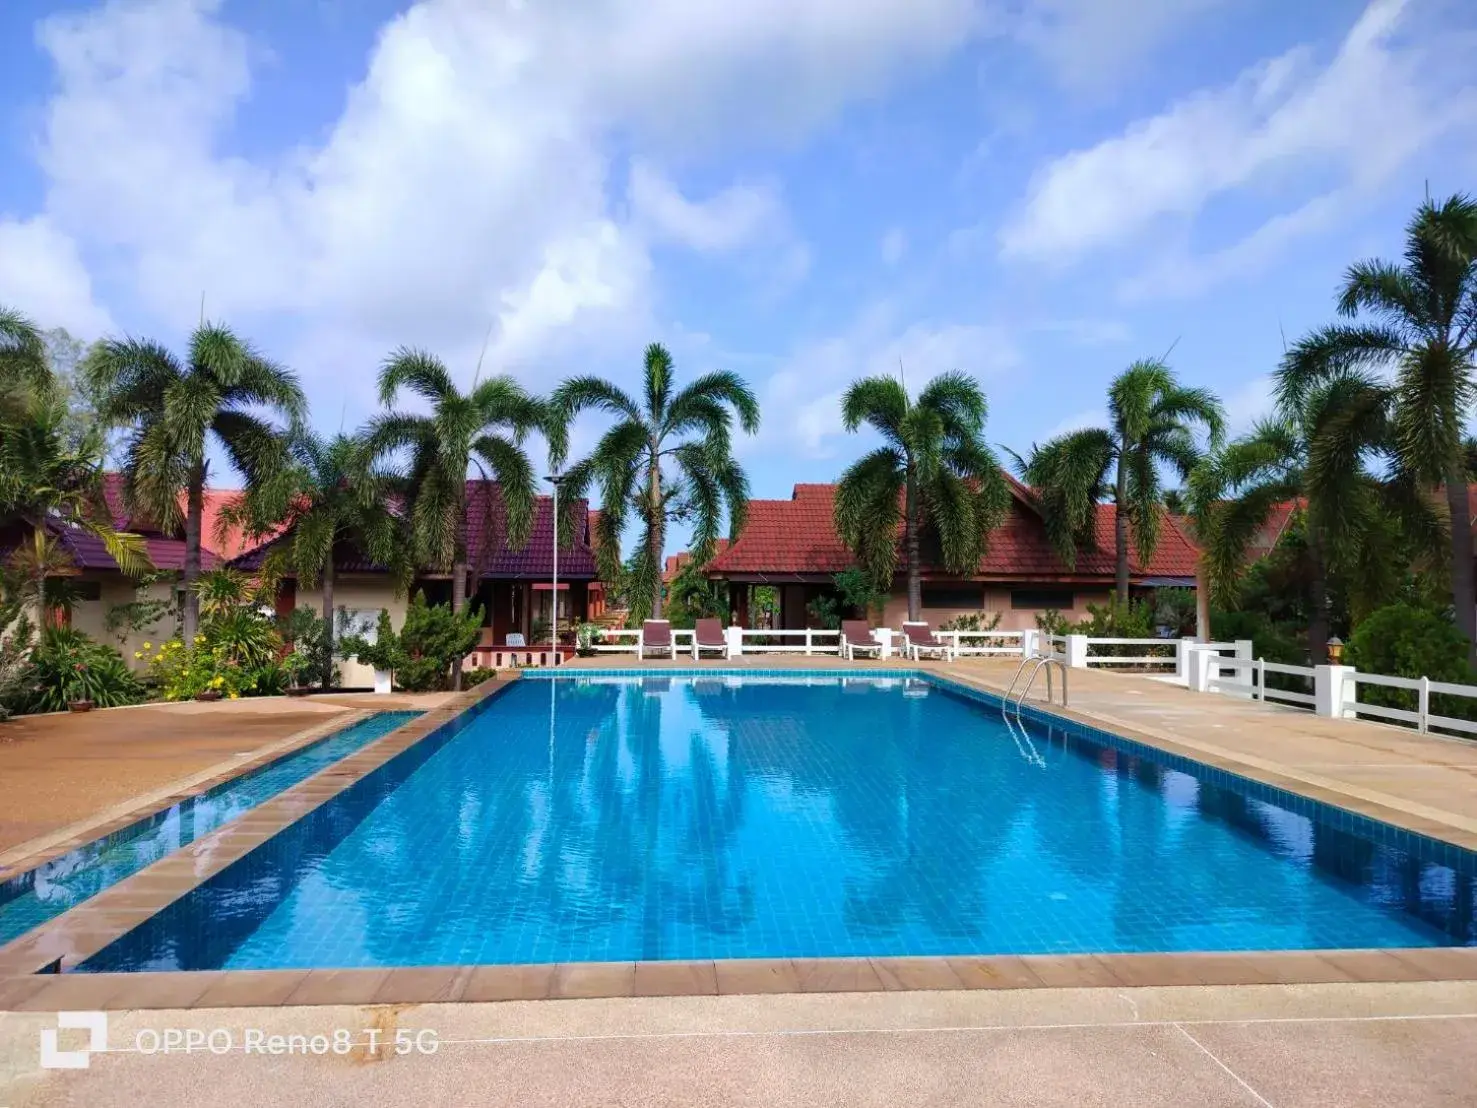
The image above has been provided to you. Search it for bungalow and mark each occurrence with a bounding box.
[705,478,1199,631]
[232,480,604,685]
[6,475,264,662]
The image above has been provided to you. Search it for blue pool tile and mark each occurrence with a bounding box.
[77,674,1477,972]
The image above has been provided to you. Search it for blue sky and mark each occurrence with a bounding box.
[3,0,1476,551]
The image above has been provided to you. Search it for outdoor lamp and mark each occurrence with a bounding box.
[1326,636,1343,664]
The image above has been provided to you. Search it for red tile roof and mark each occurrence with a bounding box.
[662,540,731,582]
[706,481,1201,583]
[98,474,279,562]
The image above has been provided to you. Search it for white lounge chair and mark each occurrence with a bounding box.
[901,621,950,662]
[841,620,883,661]
[693,618,728,660]
[640,620,676,660]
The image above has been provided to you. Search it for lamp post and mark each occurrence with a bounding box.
[545,472,564,658]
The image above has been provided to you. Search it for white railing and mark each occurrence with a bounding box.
[737,628,842,655]
[1261,660,1317,708]
[592,629,641,654]
[1348,672,1477,737]
[940,630,1025,658]
[1081,637,1179,669]
[1041,634,1068,661]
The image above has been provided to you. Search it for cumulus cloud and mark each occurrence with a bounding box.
[0,217,113,336]
[16,0,986,407]
[999,0,1471,265]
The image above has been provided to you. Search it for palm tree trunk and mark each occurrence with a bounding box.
[1114,451,1130,606]
[182,472,205,645]
[904,466,921,622]
[649,444,664,620]
[320,557,335,690]
[1308,533,1331,666]
[1445,469,1477,667]
[450,552,467,692]
[1194,561,1210,642]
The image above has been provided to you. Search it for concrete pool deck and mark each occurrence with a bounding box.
[3,657,1477,1103]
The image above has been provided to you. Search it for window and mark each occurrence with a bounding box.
[71,581,102,601]
[1011,588,1074,610]
[921,584,982,609]
[337,608,380,643]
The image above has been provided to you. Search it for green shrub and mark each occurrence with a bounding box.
[339,609,405,673]
[205,607,281,669]
[19,628,146,712]
[394,592,482,692]
[939,611,1002,632]
[1346,603,1477,723]
[463,667,498,688]
[575,623,600,657]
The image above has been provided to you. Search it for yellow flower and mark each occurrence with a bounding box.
[134,651,143,659]
[142,642,152,650]
[195,635,206,644]
[228,691,240,700]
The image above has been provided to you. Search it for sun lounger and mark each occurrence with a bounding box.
[841,620,883,661]
[640,620,676,660]
[901,621,950,662]
[693,618,728,660]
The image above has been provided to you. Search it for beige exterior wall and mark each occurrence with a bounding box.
[880,584,1114,632]
[296,574,407,688]
[69,575,178,668]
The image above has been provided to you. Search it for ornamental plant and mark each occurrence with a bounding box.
[393,592,481,692]
[339,608,406,674]
[21,628,145,712]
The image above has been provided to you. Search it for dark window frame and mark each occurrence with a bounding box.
[920,583,983,609]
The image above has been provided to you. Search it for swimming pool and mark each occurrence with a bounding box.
[77,673,1476,971]
[0,710,421,948]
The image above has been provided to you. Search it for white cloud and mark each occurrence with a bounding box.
[880,228,908,265]
[627,162,784,252]
[20,0,984,408]
[758,308,1021,457]
[0,216,114,337]
[1041,407,1106,440]
[999,0,1471,265]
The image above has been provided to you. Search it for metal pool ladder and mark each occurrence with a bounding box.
[1003,655,1069,713]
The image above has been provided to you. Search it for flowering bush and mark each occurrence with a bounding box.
[19,628,145,712]
[142,637,263,701]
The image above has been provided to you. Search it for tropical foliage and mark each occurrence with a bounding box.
[1022,359,1223,604]
[834,372,1008,622]
[10,627,145,713]
[1276,193,1477,662]
[87,323,305,644]
[556,342,759,621]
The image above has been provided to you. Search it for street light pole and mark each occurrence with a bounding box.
[545,472,563,658]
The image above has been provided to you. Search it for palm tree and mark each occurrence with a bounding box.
[231,431,411,687]
[1189,375,1410,661]
[555,343,759,620]
[366,349,547,687]
[1,392,150,626]
[1,306,50,422]
[1023,359,1224,605]
[87,324,305,644]
[1277,193,1477,663]
[832,372,1009,622]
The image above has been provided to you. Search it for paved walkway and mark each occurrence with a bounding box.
[0,693,447,858]
[4,982,1476,1106]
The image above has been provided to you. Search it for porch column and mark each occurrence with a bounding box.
[731,582,750,629]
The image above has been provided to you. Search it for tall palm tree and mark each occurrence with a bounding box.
[366,349,546,687]
[1189,375,1411,662]
[555,342,759,620]
[833,372,1009,622]
[87,324,305,644]
[1023,359,1224,605]
[1278,193,1477,662]
[231,430,411,687]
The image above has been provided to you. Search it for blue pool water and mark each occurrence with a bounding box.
[0,710,420,947]
[78,674,1475,971]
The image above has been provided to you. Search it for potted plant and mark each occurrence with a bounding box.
[340,609,404,695]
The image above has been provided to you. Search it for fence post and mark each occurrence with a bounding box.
[1021,629,1040,658]
[1314,665,1356,719]
[1174,638,1195,686]
[1234,639,1254,662]
[1065,634,1089,669]
[1186,645,1216,693]
[1419,676,1430,734]
[804,629,813,656]
[1256,657,1265,701]
[725,625,743,659]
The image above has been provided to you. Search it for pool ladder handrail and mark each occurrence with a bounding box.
[1003,654,1069,712]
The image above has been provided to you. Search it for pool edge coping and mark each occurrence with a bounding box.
[0,676,520,978]
[6,948,1477,1010]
